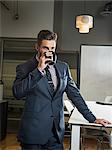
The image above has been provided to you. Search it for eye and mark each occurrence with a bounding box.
[51,47,55,50]
[43,46,49,50]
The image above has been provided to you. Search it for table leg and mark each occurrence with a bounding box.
[71,125,80,150]
[110,130,112,150]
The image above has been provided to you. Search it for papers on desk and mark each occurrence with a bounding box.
[96,101,112,105]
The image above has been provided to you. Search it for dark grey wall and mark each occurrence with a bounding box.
[0,4,1,36]
[54,1,112,51]
[0,38,3,80]
[53,0,63,49]
[1,1,54,37]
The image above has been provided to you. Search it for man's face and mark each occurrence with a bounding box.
[37,40,56,55]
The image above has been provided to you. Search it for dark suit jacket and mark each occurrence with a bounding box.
[12,56,96,145]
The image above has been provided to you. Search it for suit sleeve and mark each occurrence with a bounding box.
[65,64,96,123]
[12,64,43,100]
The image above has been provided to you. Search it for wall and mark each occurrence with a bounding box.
[53,0,63,50]
[1,1,54,38]
[2,1,112,50]
[0,4,1,37]
[0,4,2,80]
[55,1,112,51]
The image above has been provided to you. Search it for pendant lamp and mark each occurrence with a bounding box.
[76,15,93,33]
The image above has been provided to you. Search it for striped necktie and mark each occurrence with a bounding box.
[45,66,54,94]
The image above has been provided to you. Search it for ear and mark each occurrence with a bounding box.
[35,43,38,51]
[54,53,57,63]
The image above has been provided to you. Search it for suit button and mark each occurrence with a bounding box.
[51,115,56,118]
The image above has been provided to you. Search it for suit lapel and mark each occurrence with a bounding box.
[53,63,63,98]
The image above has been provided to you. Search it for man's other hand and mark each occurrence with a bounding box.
[94,119,111,127]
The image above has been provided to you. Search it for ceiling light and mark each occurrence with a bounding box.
[76,15,93,33]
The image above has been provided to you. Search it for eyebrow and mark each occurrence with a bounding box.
[43,46,49,50]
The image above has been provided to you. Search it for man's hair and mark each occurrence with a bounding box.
[37,30,57,46]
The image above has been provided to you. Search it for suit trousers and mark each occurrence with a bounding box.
[20,123,64,150]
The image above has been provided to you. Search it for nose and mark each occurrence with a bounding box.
[48,48,53,51]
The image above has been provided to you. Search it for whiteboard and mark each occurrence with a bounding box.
[80,45,112,102]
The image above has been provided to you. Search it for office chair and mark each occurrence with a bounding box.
[81,126,110,150]
[104,96,112,103]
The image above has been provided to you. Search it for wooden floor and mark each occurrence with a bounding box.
[0,134,110,150]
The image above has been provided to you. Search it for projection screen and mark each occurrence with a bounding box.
[80,45,112,102]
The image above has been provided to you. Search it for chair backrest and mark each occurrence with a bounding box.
[105,96,112,102]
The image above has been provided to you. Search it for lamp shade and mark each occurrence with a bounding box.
[76,15,93,33]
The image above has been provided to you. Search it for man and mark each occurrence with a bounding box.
[13,30,111,150]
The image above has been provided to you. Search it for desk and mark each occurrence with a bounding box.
[0,100,8,140]
[69,101,112,150]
